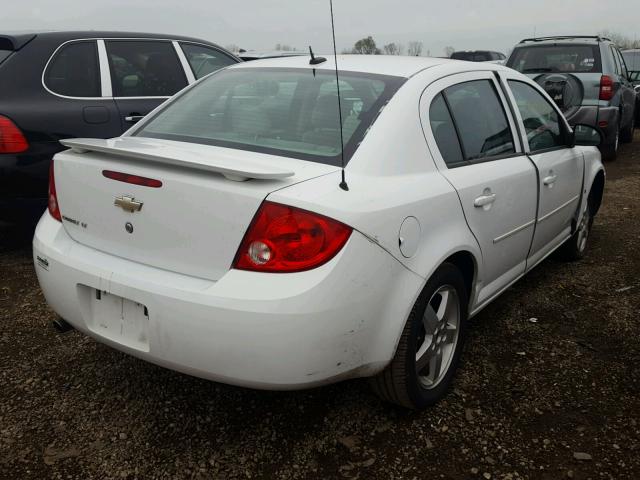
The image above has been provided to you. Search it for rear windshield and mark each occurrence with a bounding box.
[508,45,601,73]
[623,51,640,72]
[135,67,405,166]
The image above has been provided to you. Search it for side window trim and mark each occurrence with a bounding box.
[96,40,112,97]
[172,40,196,84]
[42,39,104,100]
[439,92,467,161]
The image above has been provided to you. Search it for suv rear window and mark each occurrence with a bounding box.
[135,67,405,166]
[508,45,601,73]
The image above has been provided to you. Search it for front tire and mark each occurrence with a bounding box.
[558,203,592,261]
[601,125,619,161]
[621,113,635,144]
[370,263,468,409]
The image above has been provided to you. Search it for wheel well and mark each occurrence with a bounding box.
[589,170,605,216]
[444,251,475,298]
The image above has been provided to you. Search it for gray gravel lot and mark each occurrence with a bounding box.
[1,133,639,480]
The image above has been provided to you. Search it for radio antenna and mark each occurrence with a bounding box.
[329,0,349,191]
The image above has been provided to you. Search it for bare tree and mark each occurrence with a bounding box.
[352,36,381,55]
[598,30,640,49]
[407,41,423,57]
[383,42,403,55]
[444,46,456,58]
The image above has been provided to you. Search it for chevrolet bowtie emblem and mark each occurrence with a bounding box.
[114,195,143,213]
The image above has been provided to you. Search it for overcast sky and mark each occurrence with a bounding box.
[2,0,638,55]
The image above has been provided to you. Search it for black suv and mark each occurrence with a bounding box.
[0,31,239,225]
[507,35,637,160]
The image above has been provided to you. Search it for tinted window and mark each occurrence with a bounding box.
[106,41,187,97]
[444,80,515,160]
[615,50,629,78]
[610,47,621,75]
[429,94,463,166]
[508,81,566,152]
[44,41,100,97]
[136,68,405,166]
[508,45,600,73]
[180,43,236,79]
[623,51,640,71]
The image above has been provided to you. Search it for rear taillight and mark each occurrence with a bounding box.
[233,201,352,273]
[599,75,614,101]
[0,115,29,154]
[48,161,62,222]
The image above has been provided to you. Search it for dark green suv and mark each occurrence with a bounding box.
[507,35,637,160]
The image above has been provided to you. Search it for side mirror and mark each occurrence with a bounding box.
[571,124,603,147]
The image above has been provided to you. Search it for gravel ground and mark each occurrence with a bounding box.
[1,133,639,480]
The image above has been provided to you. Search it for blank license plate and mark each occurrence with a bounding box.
[87,290,150,352]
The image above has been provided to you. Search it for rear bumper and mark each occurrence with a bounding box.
[33,212,422,390]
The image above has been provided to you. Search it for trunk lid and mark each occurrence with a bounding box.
[54,137,338,281]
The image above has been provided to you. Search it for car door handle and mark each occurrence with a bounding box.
[474,193,497,208]
[543,174,558,186]
[125,115,145,123]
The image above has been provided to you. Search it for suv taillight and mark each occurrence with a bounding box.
[48,160,62,222]
[0,115,29,153]
[233,201,352,273]
[599,75,614,101]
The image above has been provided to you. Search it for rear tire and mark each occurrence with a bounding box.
[601,125,619,161]
[369,263,468,409]
[621,113,635,144]
[558,203,593,261]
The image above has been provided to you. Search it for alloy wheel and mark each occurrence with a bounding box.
[415,286,460,389]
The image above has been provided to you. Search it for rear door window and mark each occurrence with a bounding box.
[429,93,464,166]
[443,80,515,161]
[508,45,601,73]
[44,41,101,97]
[508,81,567,152]
[106,40,188,97]
[180,43,237,79]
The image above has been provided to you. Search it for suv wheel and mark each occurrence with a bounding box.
[621,114,635,144]
[602,125,619,161]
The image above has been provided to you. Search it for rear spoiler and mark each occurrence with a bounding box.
[60,138,295,182]
[0,34,36,51]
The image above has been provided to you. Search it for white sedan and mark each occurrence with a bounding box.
[34,55,605,409]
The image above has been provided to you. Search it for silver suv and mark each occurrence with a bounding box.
[507,35,637,160]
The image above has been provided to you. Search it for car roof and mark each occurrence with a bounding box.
[227,54,478,78]
[516,36,610,46]
[239,50,306,59]
[0,30,229,50]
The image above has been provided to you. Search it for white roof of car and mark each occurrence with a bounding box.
[229,54,488,78]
